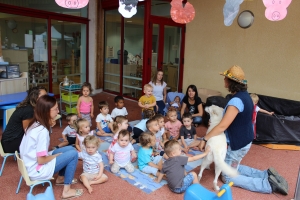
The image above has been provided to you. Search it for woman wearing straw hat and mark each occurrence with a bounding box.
[199,65,289,195]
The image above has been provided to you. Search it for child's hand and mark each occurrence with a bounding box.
[94,174,102,181]
[269,111,274,115]
[154,178,160,183]
[78,113,82,118]
[109,160,114,165]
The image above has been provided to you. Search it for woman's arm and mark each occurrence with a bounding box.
[22,119,32,131]
[37,153,61,165]
[192,103,204,117]
[163,87,167,103]
[181,103,187,118]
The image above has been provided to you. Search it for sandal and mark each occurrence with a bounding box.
[56,178,78,185]
[61,189,83,200]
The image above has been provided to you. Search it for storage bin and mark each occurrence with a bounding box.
[198,88,222,103]
[61,93,79,103]
[65,105,77,114]
[63,84,81,90]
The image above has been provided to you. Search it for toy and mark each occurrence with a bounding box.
[184,182,233,200]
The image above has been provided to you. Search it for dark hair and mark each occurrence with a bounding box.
[226,78,247,93]
[185,85,199,99]
[164,140,180,157]
[81,82,93,94]
[151,70,164,85]
[114,95,124,103]
[66,113,77,122]
[98,101,109,110]
[118,129,130,139]
[18,86,47,108]
[167,109,177,117]
[143,109,155,119]
[26,95,56,132]
[139,132,154,147]
[146,118,157,130]
[153,114,164,121]
[182,112,193,120]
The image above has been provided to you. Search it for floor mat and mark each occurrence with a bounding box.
[97,136,204,194]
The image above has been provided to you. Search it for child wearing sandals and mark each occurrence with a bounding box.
[138,132,163,177]
[80,135,108,194]
[109,130,137,173]
[77,82,94,126]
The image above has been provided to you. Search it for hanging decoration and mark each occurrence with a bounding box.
[170,0,195,24]
[223,0,244,26]
[118,0,144,18]
[55,0,89,9]
[263,0,292,21]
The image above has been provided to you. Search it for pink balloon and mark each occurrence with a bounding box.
[55,0,89,9]
[170,0,195,24]
[263,0,292,21]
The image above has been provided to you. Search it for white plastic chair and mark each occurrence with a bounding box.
[0,142,15,176]
[15,151,53,195]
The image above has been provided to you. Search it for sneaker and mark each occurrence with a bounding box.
[267,167,289,191]
[268,175,288,195]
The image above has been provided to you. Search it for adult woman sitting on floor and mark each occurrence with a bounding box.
[199,65,288,195]
[180,85,203,126]
[20,95,83,199]
[149,70,167,115]
[1,86,47,153]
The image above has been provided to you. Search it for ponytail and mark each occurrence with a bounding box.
[112,116,128,132]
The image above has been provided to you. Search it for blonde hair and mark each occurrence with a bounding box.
[250,93,259,104]
[112,116,128,132]
[167,109,177,117]
[164,140,181,157]
[139,132,154,147]
[74,118,89,135]
[83,135,100,148]
[143,84,153,91]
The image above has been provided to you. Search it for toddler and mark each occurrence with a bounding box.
[53,113,78,149]
[153,114,167,152]
[106,116,129,157]
[75,118,96,159]
[170,96,181,111]
[109,130,137,173]
[250,93,274,138]
[155,140,210,194]
[77,82,94,126]
[132,109,155,144]
[80,135,108,194]
[96,101,113,136]
[165,109,182,140]
[138,84,156,118]
[111,96,128,119]
[138,132,163,177]
[179,113,201,151]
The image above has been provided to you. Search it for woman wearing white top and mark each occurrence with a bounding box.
[20,95,83,199]
[149,70,167,115]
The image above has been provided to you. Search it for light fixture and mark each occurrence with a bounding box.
[237,10,254,29]
[55,0,89,9]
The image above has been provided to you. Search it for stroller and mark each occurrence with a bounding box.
[163,92,185,116]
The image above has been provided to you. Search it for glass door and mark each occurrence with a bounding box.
[150,22,184,92]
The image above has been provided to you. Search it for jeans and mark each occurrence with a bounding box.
[155,100,165,115]
[170,173,194,194]
[53,146,78,185]
[193,116,202,125]
[222,142,272,193]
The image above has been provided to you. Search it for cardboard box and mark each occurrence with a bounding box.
[198,88,222,103]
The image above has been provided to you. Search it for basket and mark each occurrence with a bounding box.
[61,93,79,103]
[65,105,77,114]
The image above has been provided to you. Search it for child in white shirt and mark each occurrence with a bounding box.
[111,96,128,119]
[96,101,113,136]
[109,130,137,173]
[80,135,108,194]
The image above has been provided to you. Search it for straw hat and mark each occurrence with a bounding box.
[220,65,247,85]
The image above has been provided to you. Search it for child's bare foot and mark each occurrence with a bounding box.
[87,186,93,194]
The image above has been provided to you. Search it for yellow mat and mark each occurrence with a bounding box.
[259,144,300,151]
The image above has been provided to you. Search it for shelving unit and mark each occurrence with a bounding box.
[59,81,82,116]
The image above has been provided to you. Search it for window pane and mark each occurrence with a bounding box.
[151,0,171,18]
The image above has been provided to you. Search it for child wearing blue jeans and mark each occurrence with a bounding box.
[138,132,163,177]
[155,140,210,193]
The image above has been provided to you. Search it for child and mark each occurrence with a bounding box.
[155,140,210,194]
[138,84,156,118]
[75,118,96,159]
[153,114,167,152]
[165,108,182,140]
[138,132,163,177]
[109,130,137,173]
[250,93,274,138]
[170,96,181,111]
[132,109,155,144]
[80,135,108,194]
[179,113,201,151]
[106,116,129,157]
[96,101,114,137]
[146,118,164,153]
[77,82,94,126]
[53,113,77,149]
[111,96,128,119]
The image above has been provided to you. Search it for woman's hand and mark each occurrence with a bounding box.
[199,140,206,151]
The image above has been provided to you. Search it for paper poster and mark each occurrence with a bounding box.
[33,49,40,61]
[40,49,48,62]
[25,34,33,48]
[263,0,292,21]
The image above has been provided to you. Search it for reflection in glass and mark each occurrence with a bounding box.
[151,0,171,18]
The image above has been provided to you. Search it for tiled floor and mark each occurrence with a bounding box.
[0,92,298,200]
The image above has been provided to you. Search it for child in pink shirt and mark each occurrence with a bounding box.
[165,109,182,140]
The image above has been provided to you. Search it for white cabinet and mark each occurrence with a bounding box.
[0,72,28,95]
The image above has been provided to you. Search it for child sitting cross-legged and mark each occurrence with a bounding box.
[109,130,137,173]
[80,135,108,194]
[96,101,114,137]
[155,140,210,194]
[138,132,163,177]
[53,113,78,150]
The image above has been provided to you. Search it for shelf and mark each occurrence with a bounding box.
[104,80,120,85]
[123,84,142,90]
[105,72,120,77]
[123,75,142,80]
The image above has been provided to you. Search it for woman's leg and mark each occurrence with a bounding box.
[156,100,165,115]
[1,136,23,153]
[192,116,202,125]
[132,127,144,143]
